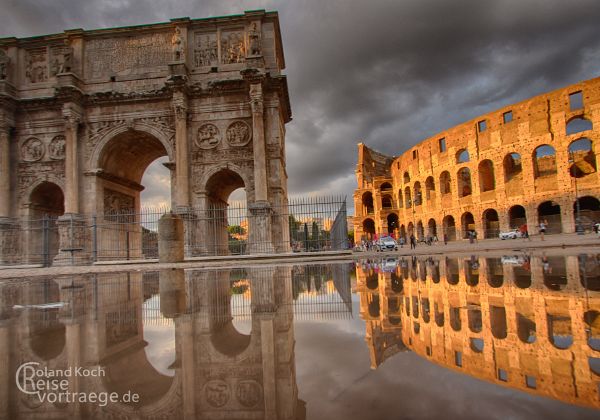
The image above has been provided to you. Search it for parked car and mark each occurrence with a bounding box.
[376,236,398,251]
[499,228,523,240]
[501,255,527,265]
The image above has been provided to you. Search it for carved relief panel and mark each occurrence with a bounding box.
[84,33,171,79]
[226,120,252,147]
[48,135,66,160]
[104,188,135,222]
[221,30,245,64]
[25,48,47,83]
[193,32,218,67]
[21,138,44,162]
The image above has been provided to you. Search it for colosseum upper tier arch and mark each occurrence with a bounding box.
[0,10,291,264]
[354,77,600,241]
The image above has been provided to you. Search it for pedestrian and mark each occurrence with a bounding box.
[468,230,474,244]
[410,234,416,249]
[539,219,547,241]
[399,237,405,248]
[520,224,530,241]
[443,233,448,245]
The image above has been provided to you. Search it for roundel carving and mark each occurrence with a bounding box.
[196,123,221,149]
[21,137,44,162]
[48,135,66,160]
[236,380,262,407]
[204,380,230,408]
[226,120,252,147]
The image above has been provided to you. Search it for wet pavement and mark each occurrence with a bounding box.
[1,250,599,419]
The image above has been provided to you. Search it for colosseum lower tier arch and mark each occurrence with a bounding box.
[0,10,291,264]
[354,76,600,241]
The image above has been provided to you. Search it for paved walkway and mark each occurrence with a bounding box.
[1,233,599,278]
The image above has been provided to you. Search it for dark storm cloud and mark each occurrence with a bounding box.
[3,0,600,206]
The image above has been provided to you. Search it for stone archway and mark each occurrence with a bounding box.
[27,181,65,264]
[203,168,247,256]
[94,129,171,260]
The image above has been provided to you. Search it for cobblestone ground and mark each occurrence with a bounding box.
[1,232,599,278]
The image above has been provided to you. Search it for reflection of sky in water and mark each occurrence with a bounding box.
[143,295,175,377]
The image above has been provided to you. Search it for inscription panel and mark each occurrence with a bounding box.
[85,33,171,79]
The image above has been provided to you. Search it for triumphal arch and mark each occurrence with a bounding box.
[0,10,291,264]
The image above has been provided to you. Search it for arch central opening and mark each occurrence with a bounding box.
[97,130,171,260]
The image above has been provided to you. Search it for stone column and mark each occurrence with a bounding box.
[248,83,274,253]
[0,124,9,218]
[173,93,190,210]
[63,109,81,214]
[0,124,20,264]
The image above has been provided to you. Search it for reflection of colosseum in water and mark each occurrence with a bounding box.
[354,77,600,240]
[356,254,600,408]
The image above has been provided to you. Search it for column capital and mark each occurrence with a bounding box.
[62,103,83,128]
[249,82,263,114]
[172,93,188,121]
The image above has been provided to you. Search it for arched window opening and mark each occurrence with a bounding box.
[568,138,596,178]
[439,171,452,195]
[537,201,562,234]
[478,160,495,192]
[362,192,374,214]
[503,152,522,182]
[425,176,435,201]
[362,218,376,241]
[461,212,475,239]
[508,205,527,230]
[403,171,410,184]
[483,209,500,239]
[387,213,399,235]
[380,182,393,191]
[533,145,557,178]
[414,182,422,206]
[457,168,472,197]
[404,187,412,208]
[442,215,456,241]
[456,148,469,163]
[566,116,593,135]
[381,195,393,209]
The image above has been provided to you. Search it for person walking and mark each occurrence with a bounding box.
[399,237,405,248]
[410,234,416,249]
[443,233,448,245]
[539,219,547,241]
[520,224,531,241]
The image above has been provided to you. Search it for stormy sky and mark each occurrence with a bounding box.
[3,0,600,210]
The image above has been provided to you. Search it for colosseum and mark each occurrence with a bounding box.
[353,77,600,242]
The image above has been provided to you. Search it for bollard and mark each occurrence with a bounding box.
[158,212,184,263]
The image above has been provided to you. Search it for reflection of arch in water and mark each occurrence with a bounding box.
[470,338,484,353]
[490,306,507,339]
[467,305,482,333]
[543,256,568,290]
[547,313,573,350]
[464,258,479,286]
[434,302,444,327]
[26,279,66,360]
[517,312,536,344]
[579,254,600,291]
[486,258,503,288]
[368,294,380,318]
[584,310,600,351]
[450,306,461,331]
[446,258,459,285]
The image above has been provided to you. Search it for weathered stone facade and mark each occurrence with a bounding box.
[354,78,600,241]
[0,10,291,264]
[356,255,600,408]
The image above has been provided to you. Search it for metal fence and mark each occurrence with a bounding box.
[0,196,348,266]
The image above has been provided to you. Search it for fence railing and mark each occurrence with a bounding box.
[0,196,348,266]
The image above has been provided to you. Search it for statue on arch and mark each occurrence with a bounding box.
[172,27,185,61]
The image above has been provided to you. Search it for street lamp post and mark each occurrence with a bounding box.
[569,151,584,235]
